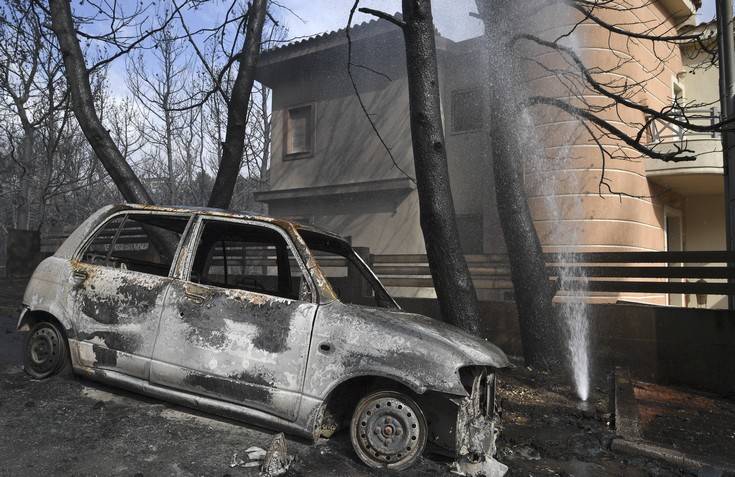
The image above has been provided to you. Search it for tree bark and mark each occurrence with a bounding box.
[164,106,175,204]
[259,87,271,187]
[49,0,152,204]
[198,110,207,206]
[474,0,561,367]
[399,0,481,335]
[18,126,35,230]
[207,0,268,209]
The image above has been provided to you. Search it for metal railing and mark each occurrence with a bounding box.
[370,254,512,290]
[546,251,735,296]
[369,251,735,297]
[647,107,720,144]
[37,230,735,298]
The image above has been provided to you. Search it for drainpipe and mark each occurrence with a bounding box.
[716,0,735,311]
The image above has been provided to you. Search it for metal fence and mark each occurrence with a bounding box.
[36,232,735,298]
[369,251,735,298]
[370,254,512,291]
[545,251,735,296]
[647,107,720,144]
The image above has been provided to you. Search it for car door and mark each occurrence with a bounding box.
[150,217,318,421]
[71,211,191,380]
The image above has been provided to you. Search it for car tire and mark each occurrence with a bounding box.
[23,321,71,379]
[350,390,428,471]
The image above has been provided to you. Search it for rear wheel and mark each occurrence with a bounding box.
[23,321,70,379]
[350,390,428,471]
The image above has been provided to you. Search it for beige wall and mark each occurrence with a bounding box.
[264,32,492,257]
[439,54,490,217]
[683,194,727,308]
[660,24,726,309]
[263,34,427,255]
[260,1,725,306]
[681,38,720,105]
[269,76,414,191]
[521,0,694,305]
[646,33,724,181]
[438,44,501,254]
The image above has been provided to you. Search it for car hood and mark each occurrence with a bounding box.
[357,303,511,369]
[309,301,509,397]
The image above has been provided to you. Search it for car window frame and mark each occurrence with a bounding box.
[349,249,400,310]
[297,229,400,310]
[74,210,194,279]
[175,215,317,304]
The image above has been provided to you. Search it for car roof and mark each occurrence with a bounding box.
[118,203,345,241]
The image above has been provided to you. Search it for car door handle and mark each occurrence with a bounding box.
[72,270,88,285]
[184,290,207,305]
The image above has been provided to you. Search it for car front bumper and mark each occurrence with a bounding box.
[452,369,508,476]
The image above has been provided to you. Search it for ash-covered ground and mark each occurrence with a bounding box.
[0,280,690,476]
[494,362,693,476]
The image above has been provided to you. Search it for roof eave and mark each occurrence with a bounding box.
[258,19,398,68]
[659,0,699,24]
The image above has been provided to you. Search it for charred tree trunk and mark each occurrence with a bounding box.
[207,0,268,209]
[164,106,175,204]
[198,111,207,206]
[399,0,481,335]
[18,126,35,230]
[259,88,271,188]
[475,1,561,367]
[49,0,153,204]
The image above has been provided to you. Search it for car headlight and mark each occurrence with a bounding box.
[458,366,497,417]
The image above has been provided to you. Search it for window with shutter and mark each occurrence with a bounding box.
[285,104,314,158]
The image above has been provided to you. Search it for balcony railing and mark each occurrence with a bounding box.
[647,107,720,144]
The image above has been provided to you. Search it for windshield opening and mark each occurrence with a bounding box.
[299,229,398,309]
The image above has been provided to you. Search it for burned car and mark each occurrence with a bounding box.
[18,204,508,471]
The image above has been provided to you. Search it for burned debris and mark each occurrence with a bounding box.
[453,370,508,476]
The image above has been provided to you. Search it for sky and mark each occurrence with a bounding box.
[695,0,735,21]
[278,0,726,39]
[697,0,715,21]
[278,0,727,39]
[90,0,723,98]
[277,0,483,41]
[699,0,716,21]
[94,0,484,97]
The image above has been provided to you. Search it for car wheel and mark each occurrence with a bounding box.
[23,321,70,379]
[350,390,428,471]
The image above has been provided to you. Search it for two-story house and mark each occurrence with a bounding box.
[255,19,492,253]
[255,0,726,308]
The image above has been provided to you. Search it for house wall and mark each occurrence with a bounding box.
[438,46,504,255]
[265,35,426,255]
[268,73,428,254]
[684,194,727,308]
[656,27,727,309]
[521,0,692,305]
[680,39,720,105]
[269,64,413,190]
[264,31,493,257]
[259,1,723,306]
[643,29,724,187]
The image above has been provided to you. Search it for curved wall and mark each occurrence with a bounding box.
[523,1,689,304]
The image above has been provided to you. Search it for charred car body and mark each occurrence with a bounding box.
[18,204,508,470]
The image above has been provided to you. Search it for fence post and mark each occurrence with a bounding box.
[712,107,718,138]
